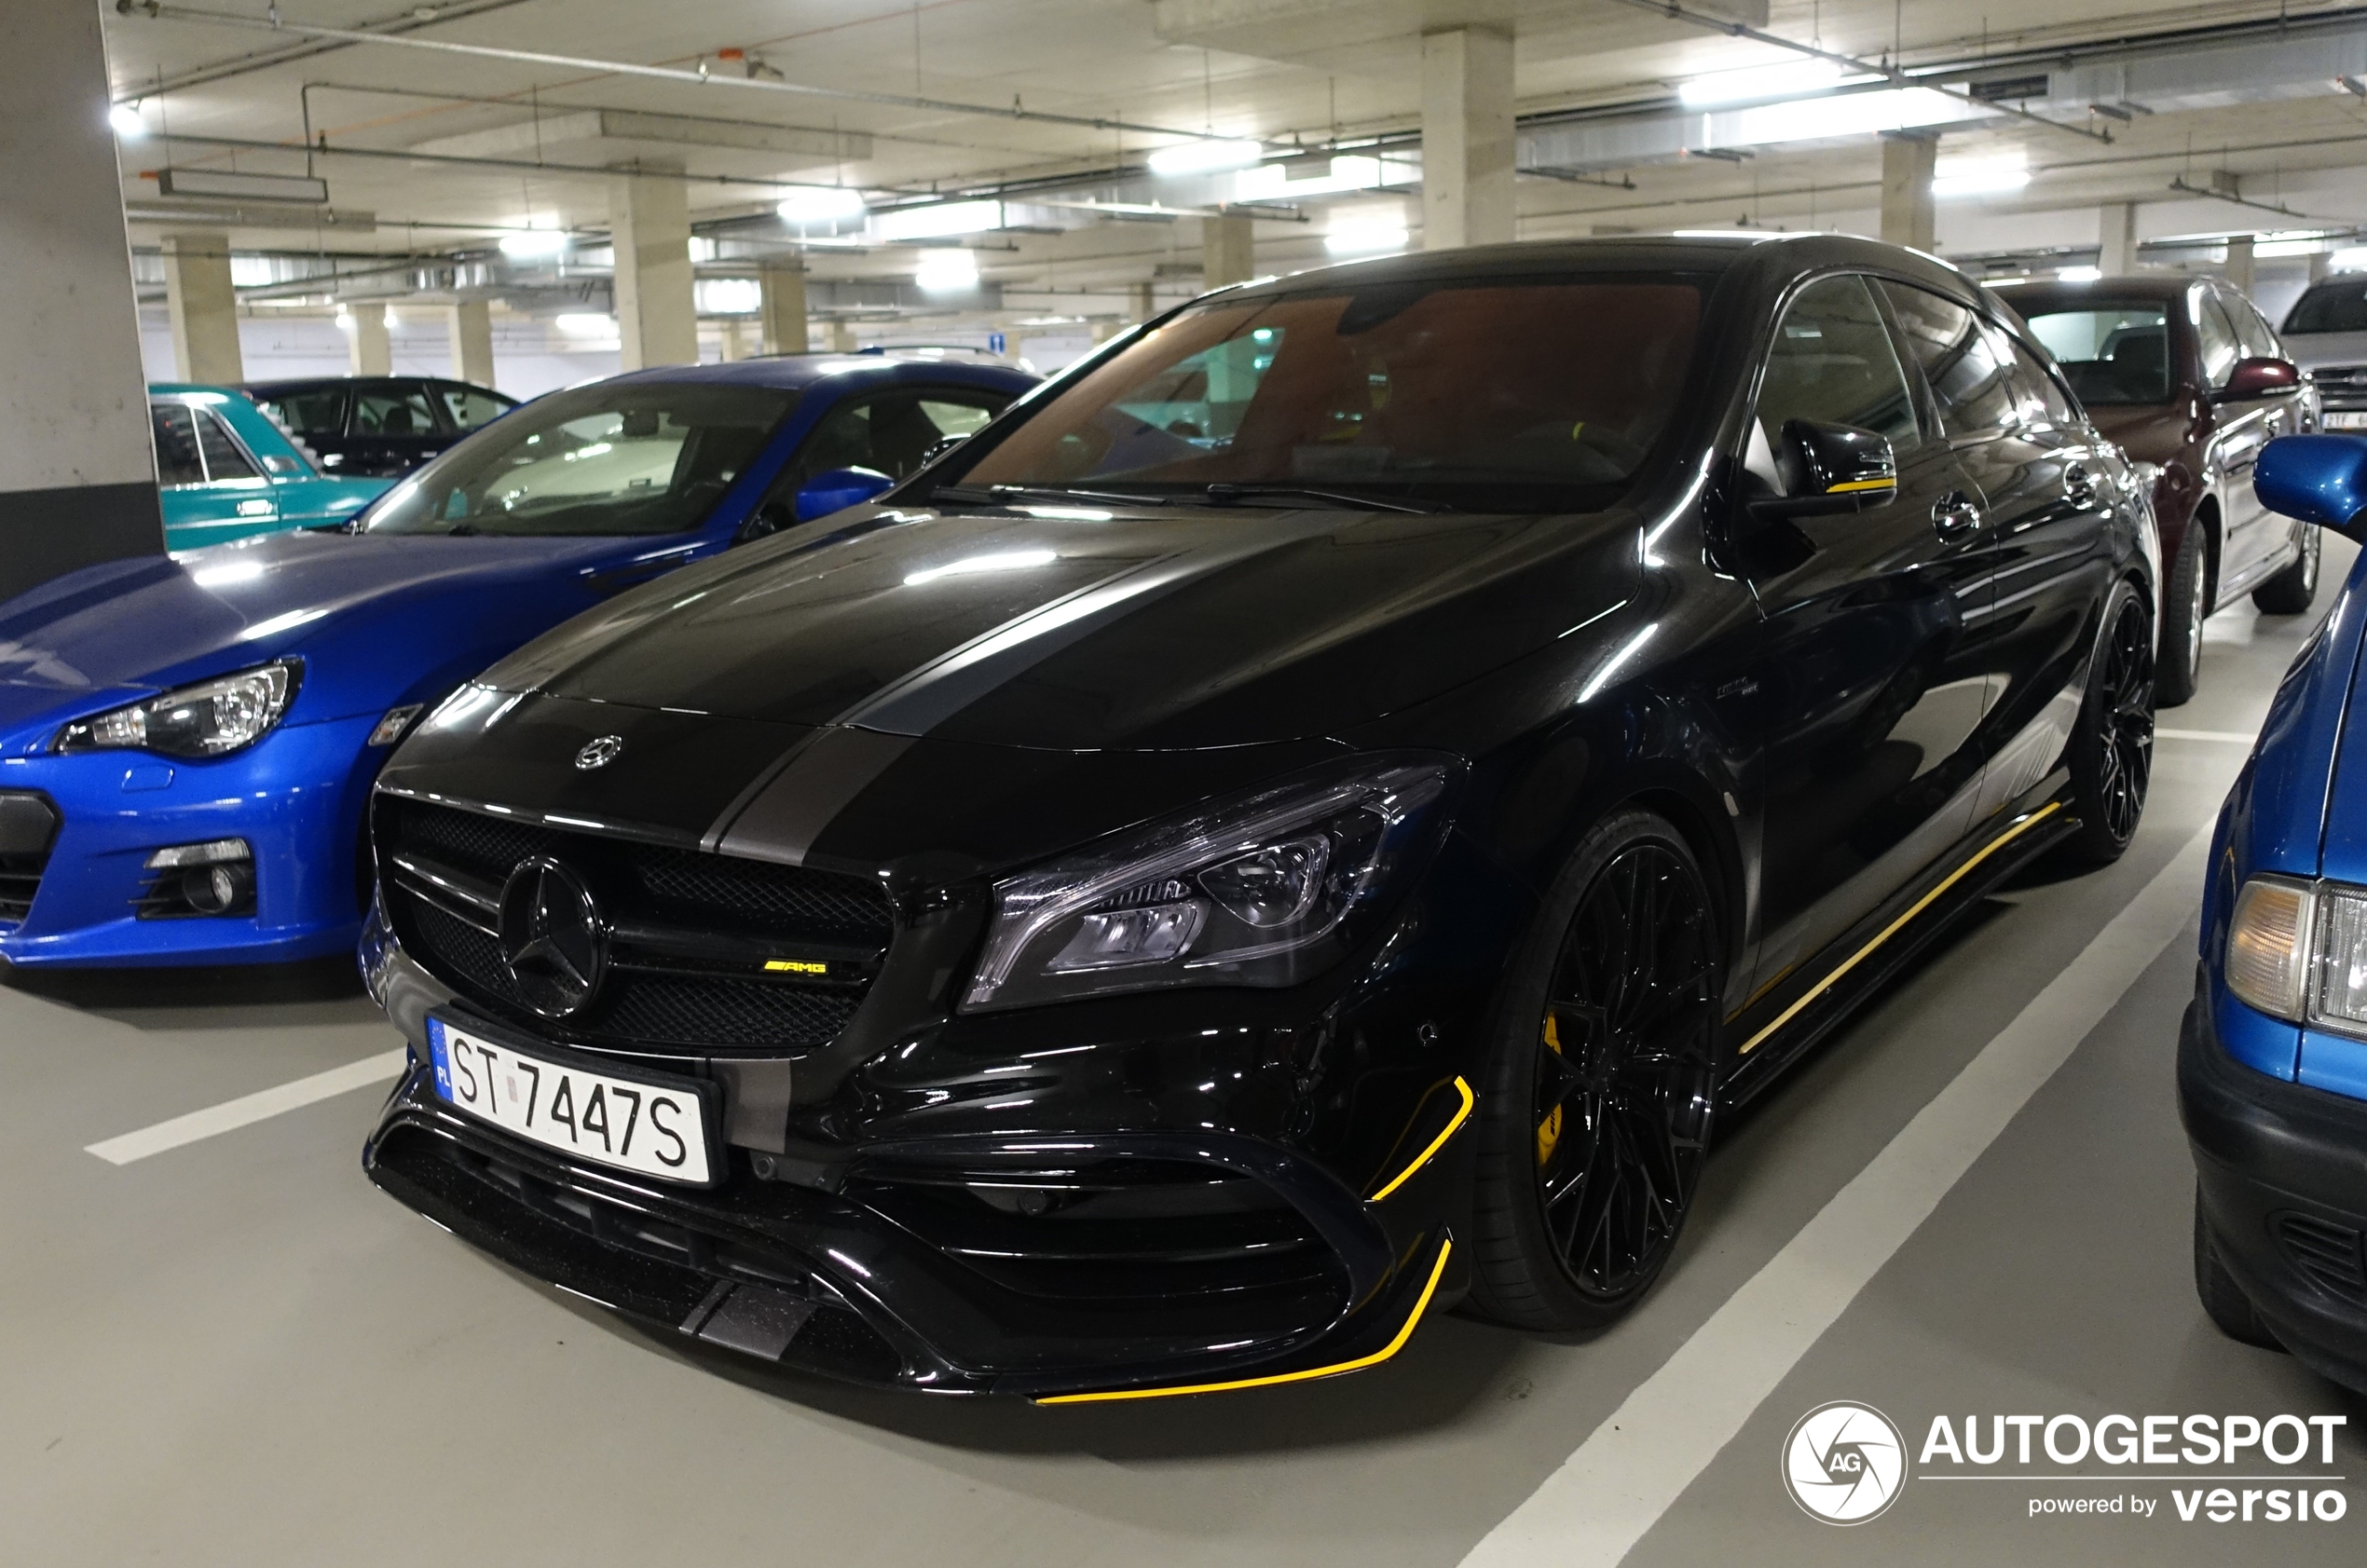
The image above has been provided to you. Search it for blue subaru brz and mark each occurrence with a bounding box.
[0,355,1033,969]
[2187,431,2367,1394]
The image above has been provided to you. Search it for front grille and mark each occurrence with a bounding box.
[2276,1211,2367,1306]
[376,796,892,1056]
[2316,365,2367,412]
[0,792,61,925]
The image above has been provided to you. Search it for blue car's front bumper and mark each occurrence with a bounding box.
[0,713,379,967]
[2182,975,2367,1395]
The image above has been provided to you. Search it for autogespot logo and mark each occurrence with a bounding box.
[1784,1401,1909,1524]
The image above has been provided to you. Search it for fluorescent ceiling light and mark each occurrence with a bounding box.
[1705,87,1989,153]
[498,228,570,259]
[1324,220,1409,256]
[2254,238,2324,258]
[156,168,329,204]
[1932,157,2031,198]
[1146,139,1265,177]
[778,186,869,225]
[554,312,618,336]
[2055,265,2103,281]
[1677,59,1845,107]
[913,250,980,292]
[334,310,355,332]
[695,278,761,314]
[109,102,147,139]
[2329,246,2367,272]
[872,199,1004,242]
[904,549,1056,585]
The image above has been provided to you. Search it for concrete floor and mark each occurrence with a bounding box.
[6,551,2363,1567]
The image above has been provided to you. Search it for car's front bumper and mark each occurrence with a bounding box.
[0,714,376,966]
[2180,975,2367,1395]
[358,920,1473,1399]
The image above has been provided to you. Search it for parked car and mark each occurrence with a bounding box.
[2184,430,2367,1396]
[149,384,390,550]
[357,235,2157,1399]
[243,375,520,478]
[2277,273,2367,436]
[2004,274,2317,705]
[0,356,1031,969]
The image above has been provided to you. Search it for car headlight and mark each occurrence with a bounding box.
[962,753,1457,1012]
[53,661,299,759]
[2224,873,2367,1033]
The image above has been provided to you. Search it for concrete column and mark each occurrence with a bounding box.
[1879,133,1937,252]
[2225,234,2257,296]
[346,302,391,375]
[0,0,163,598]
[827,320,858,352]
[716,320,746,361]
[163,231,244,384]
[609,165,698,369]
[759,264,808,355]
[2098,201,2140,275]
[1419,27,1516,251]
[1202,211,1255,285]
[445,299,496,387]
[1129,280,1156,323]
[2312,250,2335,284]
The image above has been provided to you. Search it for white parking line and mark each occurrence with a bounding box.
[2156,729,2256,744]
[1459,822,2214,1568]
[85,1048,409,1166]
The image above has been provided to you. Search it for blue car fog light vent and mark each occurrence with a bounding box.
[135,839,254,920]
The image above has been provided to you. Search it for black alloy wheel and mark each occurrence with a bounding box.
[2155,523,2208,707]
[1470,811,1721,1330]
[2064,585,2155,865]
[2252,523,2322,616]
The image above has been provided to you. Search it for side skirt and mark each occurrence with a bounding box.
[1717,782,2081,1111]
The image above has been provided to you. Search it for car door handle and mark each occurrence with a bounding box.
[1931,492,1982,539]
[2062,463,2093,505]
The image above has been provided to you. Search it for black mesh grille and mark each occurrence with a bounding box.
[2277,1211,2367,1305]
[0,792,61,925]
[376,797,892,1056]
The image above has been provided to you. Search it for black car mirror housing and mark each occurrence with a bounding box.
[1747,418,1898,521]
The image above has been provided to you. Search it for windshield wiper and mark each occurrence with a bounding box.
[933,483,1172,509]
[1200,483,1445,514]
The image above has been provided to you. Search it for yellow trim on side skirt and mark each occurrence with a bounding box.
[1738,801,2062,1057]
[1366,1075,1476,1203]
[1035,1237,1455,1404]
[1824,477,1896,494]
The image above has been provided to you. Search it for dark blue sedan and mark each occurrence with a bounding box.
[0,355,1033,968]
[2187,432,2367,1394]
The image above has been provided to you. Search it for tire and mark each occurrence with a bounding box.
[2252,524,2322,616]
[2194,1188,2283,1351]
[2060,581,2155,866]
[2155,523,2209,708]
[1466,809,1723,1332]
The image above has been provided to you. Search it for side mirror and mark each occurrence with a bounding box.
[793,465,895,523]
[1750,418,1898,520]
[2214,356,2301,402]
[2255,434,2367,539]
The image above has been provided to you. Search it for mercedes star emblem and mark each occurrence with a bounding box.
[497,857,606,1017]
[574,734,625,770]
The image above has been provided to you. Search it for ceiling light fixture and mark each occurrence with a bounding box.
[2055,265,2103,281]
[498,228,570,259]
[1932,157,2032,198]
[778,186,869,225]
[913,250,980,292]
[1677,59,1845,107]
[109,102,147,139]
[1146,139,1266,177]
[1323,220,1409,256]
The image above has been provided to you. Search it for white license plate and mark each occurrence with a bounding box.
[427,1016,716,1185]
[2325,412,2367,430]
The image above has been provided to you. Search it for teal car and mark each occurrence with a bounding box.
[149,384,392,550]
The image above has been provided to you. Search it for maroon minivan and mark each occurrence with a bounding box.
[2003,275,2317,704]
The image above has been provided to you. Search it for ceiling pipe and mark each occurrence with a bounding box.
[110,0,540,98]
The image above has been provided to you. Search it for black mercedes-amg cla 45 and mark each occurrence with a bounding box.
[359,235,2158,1399]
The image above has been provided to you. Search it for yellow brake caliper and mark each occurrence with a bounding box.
[1536,1013,1565,1167]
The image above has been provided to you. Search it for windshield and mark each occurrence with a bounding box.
[2285,280,2367,335]
[360,382,796,536]
[2020,303,2173,406]
[947,277,1706,511]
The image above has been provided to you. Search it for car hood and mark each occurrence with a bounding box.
[477,500,1638,752]
[2284,330,2367,373]
[0,527,703,743]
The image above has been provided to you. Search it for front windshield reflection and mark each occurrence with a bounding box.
[361,383,797,537]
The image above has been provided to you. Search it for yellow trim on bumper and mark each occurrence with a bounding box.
[1738,801,2061,1056]
[1034,1236,1455,1404]
[1366,1075,1476,1203]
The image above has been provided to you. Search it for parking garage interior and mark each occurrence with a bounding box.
[7,3,2367,1563]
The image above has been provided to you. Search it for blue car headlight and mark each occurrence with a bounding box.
[2226,873,2367,1035]
[962,754,1456,1012]
[53,661,300,759]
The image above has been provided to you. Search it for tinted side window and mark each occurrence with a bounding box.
[2197,293,2243,388]
[2224,292,2280,361]
[259,388,346,435]
[2286,281,2367,334]
[1996,330,2077,428]
[353,384,438,436]
[1754,276,1919,446]
[150,402,206,487]
[1878,281,2018,434]
[196,411,258,481]
[440,386,511,429]
[777,389,1014,490]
